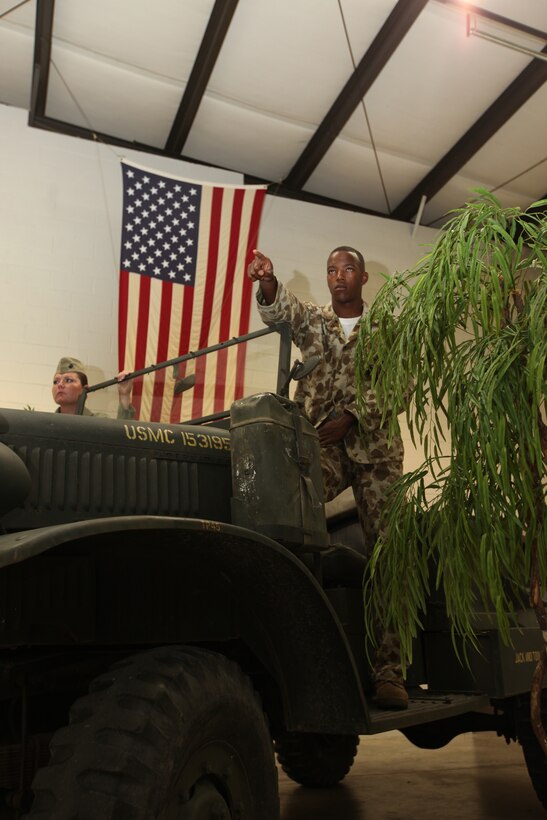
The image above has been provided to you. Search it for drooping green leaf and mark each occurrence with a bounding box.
[356,191,547,669]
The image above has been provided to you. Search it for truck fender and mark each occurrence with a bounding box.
[0,442,31,516]
[0,516,369,734]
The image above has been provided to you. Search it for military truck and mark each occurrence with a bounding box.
[0,325,545,818]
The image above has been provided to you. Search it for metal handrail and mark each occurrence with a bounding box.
[75,322,292,415]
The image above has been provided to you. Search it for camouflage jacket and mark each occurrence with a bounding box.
[257,281,403,464]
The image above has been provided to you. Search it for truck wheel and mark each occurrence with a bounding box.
[517,693,547,810]
[25,646,279,819]
[274,732,359,787]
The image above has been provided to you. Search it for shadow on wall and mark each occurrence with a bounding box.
[284,268,323,305]
[364,261,392,304]
[78,365,125,417]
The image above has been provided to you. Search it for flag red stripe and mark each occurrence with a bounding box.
[214,189,245,412]
[179,285,195,357]
[169,285,195,423]
[192,187,223,419]
[149,281,173,422]
[239,189,266,337]
[214,349,228,412]
[235,344,246,401]
[198,187,223,348]
[235,189,267,398]
[118,268,130,371]
[131,275,152,419]
[192,358,206,419]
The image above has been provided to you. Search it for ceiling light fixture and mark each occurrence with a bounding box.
[434,1,547,62]
[466,14,547,63]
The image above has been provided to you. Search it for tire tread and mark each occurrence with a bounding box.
[274,732,359,788]
[25,646,278,819]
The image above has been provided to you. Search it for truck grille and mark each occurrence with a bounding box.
[11,444,199,517]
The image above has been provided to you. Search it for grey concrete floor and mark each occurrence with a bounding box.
[278,730,546,819]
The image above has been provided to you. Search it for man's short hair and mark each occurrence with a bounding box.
[329,246,365,272]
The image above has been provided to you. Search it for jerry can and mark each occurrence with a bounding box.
[230,392,328,547]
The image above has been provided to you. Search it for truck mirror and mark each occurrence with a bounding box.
[279,355,321,396]
[173,374,197,396]
[292,355,321,381]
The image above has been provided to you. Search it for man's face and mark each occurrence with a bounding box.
[52,372,84,408]
[326,250,368,305]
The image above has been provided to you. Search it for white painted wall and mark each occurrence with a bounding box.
[0,103,438,479]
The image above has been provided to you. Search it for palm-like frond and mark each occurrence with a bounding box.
[356,191,547,670]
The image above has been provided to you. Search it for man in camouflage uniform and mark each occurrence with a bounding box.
[249,246,408,710]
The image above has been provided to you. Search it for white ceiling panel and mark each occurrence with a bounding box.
[335,0,405,56]
[204,0,354,125]
[304,136,431,213]
[304,139,394,212]
[461,85,547,194]
[47,43,185,146]
[0,25,34,108]
[422,173,538,227]
[183,95,315,181]
[204,0,398,125]
[52,0,214,82]
[0,0,35,25]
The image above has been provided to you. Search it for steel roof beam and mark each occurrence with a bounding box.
[392,46,547,221]
[164,0,239,156]
[29,0,54,122]
[283,0,428,191]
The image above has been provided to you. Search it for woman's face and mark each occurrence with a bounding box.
[52,372,84,410]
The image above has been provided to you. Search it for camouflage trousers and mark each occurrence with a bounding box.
[320,443,403,684]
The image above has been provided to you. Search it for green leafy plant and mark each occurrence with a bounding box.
[355,191,546,751]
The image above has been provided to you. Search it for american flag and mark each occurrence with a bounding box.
[118,160,267,422]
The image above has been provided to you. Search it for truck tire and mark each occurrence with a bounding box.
[274,732,359,787]
[518,692,547,810]
[25,645,279,819]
